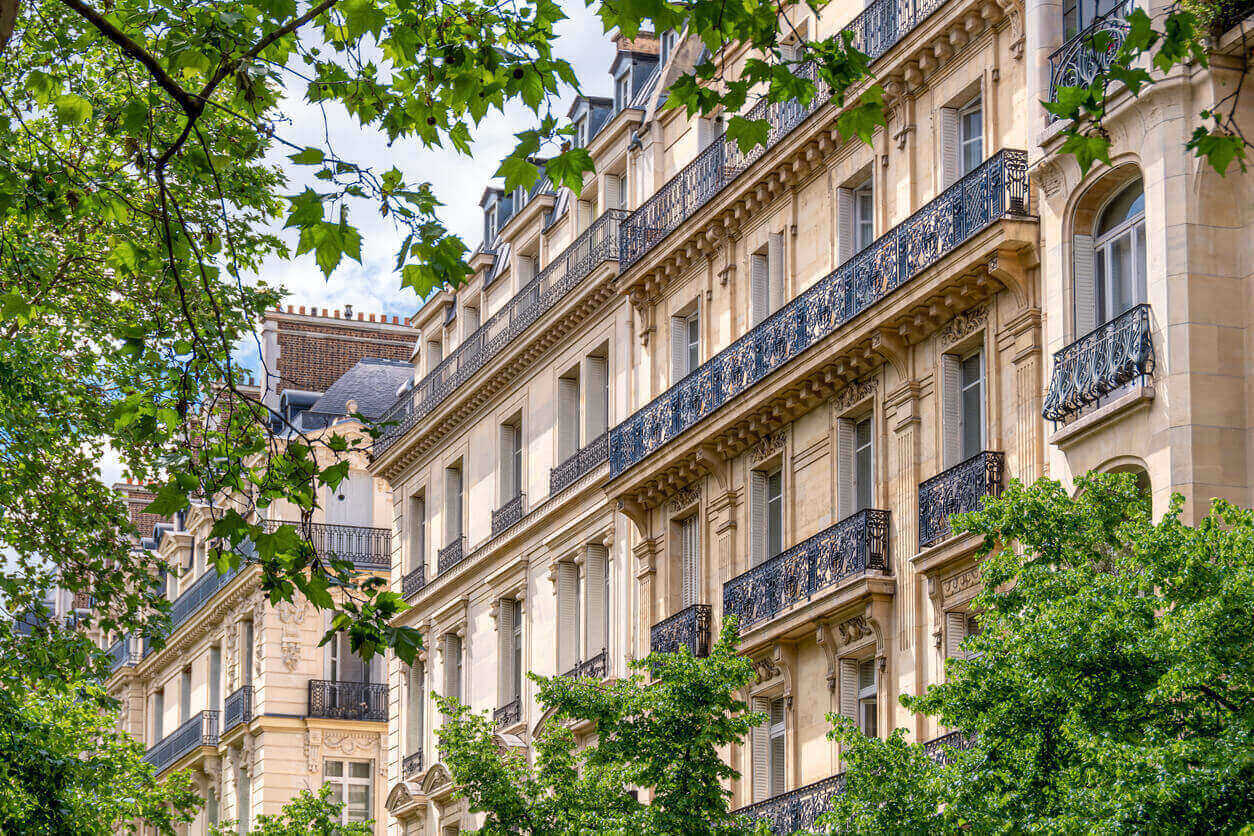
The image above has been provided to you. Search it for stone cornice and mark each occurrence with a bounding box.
[134,566,263,677]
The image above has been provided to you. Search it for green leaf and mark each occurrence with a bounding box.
[144,483,190,517]
[543,148,595,193]
[725,115,770,154]
[496,154,540,193]
[1060,130,1112,175]
[289,147,326,165]
[54,94,92,125]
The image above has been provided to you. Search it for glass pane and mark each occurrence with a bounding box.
[766,471,783,558]
[1109,231,1134,316]
[860,698,878,737]
[962,384,983,459]
[324,760,343,778]
[349,761,371,779]
[348,784,370,820]
[1097,180,1145,236]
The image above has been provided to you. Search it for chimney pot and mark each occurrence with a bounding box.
[334,309,341,318]
[369,313,376,322]
[299,305,306,314]
[357,312,364,320]
[344,304,353,318]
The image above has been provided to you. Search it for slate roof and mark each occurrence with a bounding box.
[306,358,414,423]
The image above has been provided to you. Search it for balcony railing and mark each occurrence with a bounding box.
[918,451,1005,549]
[168,564,241,634]
[735,773,846,834]
[649,604,712,657]
[437,536,467,576]
[619,0,952,270]
[403,749,424,778]
[308,680,388,722]
[610,150,1029,477]
[402,564,427,600]
[491,493,526,537]
[494,697,522,728]
[549,432,609,496]
[375,209,629,455]
[144,710,219,774]
[223,685,253,733]
[562,647,608,680]
[724,509,890,634]
[1042,304,1154,423]
[262,520,391,571]
[1047,1,1134,118]
[107,634,140,672]
[922,730,976,765]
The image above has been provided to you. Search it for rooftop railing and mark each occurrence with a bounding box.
[609,150,1029,478]
[1042,304,1154,423]
[262,520,391,571]
[144,710,219,775]
[375,209,629,455]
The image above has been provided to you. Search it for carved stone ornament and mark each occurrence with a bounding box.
[833,377,878,414]
[837,614,873,645]
[752,656,780,684]
[749,431,787,465]
[280,637,301,670]
[941,567,981,599]
[305,730,322,774]
[939,305,988,347]
[225,623,239,690]
[323,730,380,755]
[666,486,701,515]
[277,598,308,624]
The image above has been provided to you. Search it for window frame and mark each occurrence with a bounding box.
[958,95,983,176]
[853,180,874,252]
[323,759,373,824]
[1093,183,1147,324]
[765,468,784,560]
[959,349,985,461]
[853,416,874,512]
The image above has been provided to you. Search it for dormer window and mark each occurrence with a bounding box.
[485,205,498,245]
[615,72,631,111]
[514,185,527,213]
[660,30,680,64]
[577,117,589,148]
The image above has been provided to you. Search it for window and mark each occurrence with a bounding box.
[513,601,524,700]
[766,470,784,559]
[209,646,221,714]
[325,472,372,526]
[751,696,787,801]
[327,630,378,685]
[679,515,699,607]
[577,117,589,148]
[517,254,536,286]
[838,180,874,263]
[749,234,785,326]
[442,633,463,702]
[857,660,878,736]
[671,309,700,380]
[577,199,594,230]
[180,667,191,723]
[615,72,631,110]
[464,304,481,338]
[409,492,426,573]
[750,468,785,566]
[584,352,610,441]
[585,544,609,659]
[959,96,983,176]
[207,790,218,826]
[324,760,372,824]
[960,351,985,459]
[838,416,874,517]
[406,664,424,753]
[603,174,623,211]
[152,689,164,741]
[484,205,497,244]
[498,599,522,705]
[855,418,874,512]
[1074,178,1146,335]
[1064,0,1126,39]
[558,369,581,462]
[444,463,463,545]
[945,611,980,662]
[241,620,254,685]
[854,181,874,251]
[768,698,786,796]
[660,29,680,64]
[499,420,523,505]
[426,339,443,375]
[556,561,580,672]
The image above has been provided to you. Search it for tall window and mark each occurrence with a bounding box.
[409,492,426,573]
[464,304,481,338]
[749,235,785,326]
[660,29,680,63]
[857,660,878,736]
[498,599,523,706]
[960,351,985,460]
[1064,0,1126,39]
[766,470,784,559]
[500,420,523,505]
[584,352,609,441]
[209,646,221,714]
[484,204,497,243]
[558,369,581,462]
[751,696,787,801]
[406,664,424,753]
[671,310,700,380]
[854,418,873,511]
[959,96,983,176]
[679,515,699,607]
[512,601,523,701]
[615,72,631,110]
[180,667,192,723]
[442,634,463,702]
[750,468,785,566]
[152,688,164,741]
[324,760,372,823]
[444,463,463,545]
[1095,180,1147,324]
[426,339,443,375]
[241,620,254,686]
[557,561,580,672]
[585,544,609,659]
[854,181,874,251]
[603,174,624,211]
[768,698,786,796]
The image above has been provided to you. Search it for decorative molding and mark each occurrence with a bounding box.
[941,567,981,599]
[837,614,873,645]
[666,486,701,515]
[304,730,321,774]
[752,656,780,685]
[939,305,988,347]
[748,430,787,465]
[833,377,878,414]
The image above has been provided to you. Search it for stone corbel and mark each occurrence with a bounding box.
[986,248,1034,310]
[615,495,650,537]
[694,444,729,493]
[815,620,840,692]
[871,328,909,379]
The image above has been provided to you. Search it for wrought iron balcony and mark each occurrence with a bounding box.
[922,730,976,765]
[724,509,890,634]
[494,697,522,728]
[1042,304,1154,423]
[491,493,526,537]
[375,210,629,455]
[307,680,388,722]
[262,520,391,571]
[437,536,467,576]
[106,634,140,673]
[223,685,253,733]
[144,710,219,775]
[918,451,1005,549]
[549,432,609,496]
[619,0,952,271]
[562,647,608,680]
[403,749,424,778]
[167,564,241,634]
[402,564,427,600]
[649,604,712,657]
[610,150,1030,477]
[1047,1,1134,119]
[735,773,846,834]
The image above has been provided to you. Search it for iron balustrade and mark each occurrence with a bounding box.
[562,647,608,680]
[491,493,526,537]
[923,730,977,765]
[166,564,241,638]
[262,520,390,571]
[437,536,467,576]
[402,564,427,600]
[107,634,140,672]
[144,710,219,774]
[918,451,1005,549]
[223,685,253,732]
[619,0,951,270]
[403,749,424,778]
[308,680,388,721]
[1042,304,1154,423]
[494,697,522,728]
[549,433,609,496]
[735,773,846,834]
[649,604,712,657]
[1047,1,1134,119]
[375,210,629,455]
[724,509,890,634]
[610,150,1030,478]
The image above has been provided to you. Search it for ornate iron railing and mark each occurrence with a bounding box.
[375,210,629,455]
[403,749,424,778]
[144,710,219,774]
[491,493,526,537]
[618,0,951,270]
[1042,304,1154,423]
[923,730,977,765]
[549,433,609,496]
[262,520,391,571]
[168,564,241,634]
[223,685,253,732]
[437,536,467,576]
[724,509,890,633]
[1214,0,1254,32]
[307,680,388,722]
[107,634,140,672]
[402,564,427,600]
[562,647,608,680]
[610,150,1030,477]
[735,773,846,834]
[649,604,712,657]
[1047,1,1134,118]
[918,451,1005,549]
[494,697,522,728]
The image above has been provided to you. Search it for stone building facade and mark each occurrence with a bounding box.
[371,0,1252,832]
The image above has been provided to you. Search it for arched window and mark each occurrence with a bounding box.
[1074,177,1146,334]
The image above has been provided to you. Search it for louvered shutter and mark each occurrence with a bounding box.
[406,665,423,749]
[499,426,515,505]
[671,316,688,381]
[837,188,854,265]
[839,658,859,720]
[945,611,969,661]
[578,199,593,229]
[749,253,769,326]
[1073,233,1098,335]
[940,107,960,189]
[941,354,963,469]
[445,468,462,542]
[768,233,785,313]
[769,698,786,795]
[751,697,771,802]
[442,634,461,701]
[411,496,426,573]
[586,356,609,439]
[517,255,535,285]
[837,419,855,519]
[557,562,579,671]
[558,377,579,461]
[603,175,622,211]
[749,471,768,566]
[680,517,699,607]
[498,599,516,701]
[585,545,608,657]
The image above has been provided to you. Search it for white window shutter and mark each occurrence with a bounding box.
[839,658,859,720]
[768,232,785,314]
[940,107,960,189]
[578,199,593,229]
[680,517,699,607]
[751,697,771,802]
[941,354,963,469]
[603,175,622,211]
[837,188,854,265]
[445,468,462,542]
[557,562,578,671]
[558,377,579,461]
[499,426,514,506]
[497,599,516,701]
[518,254,535,285]
[584,544,608,657]
[442,634,460,701]
[406,665,423,750]
[1073,233,1098,335]
[769,699,786,795]
[945,610,969,662]
[837,418,855,519]
[749,471,768,567]
[749,253,769,326]
[671,316,688,381]
[586,356,609,439]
